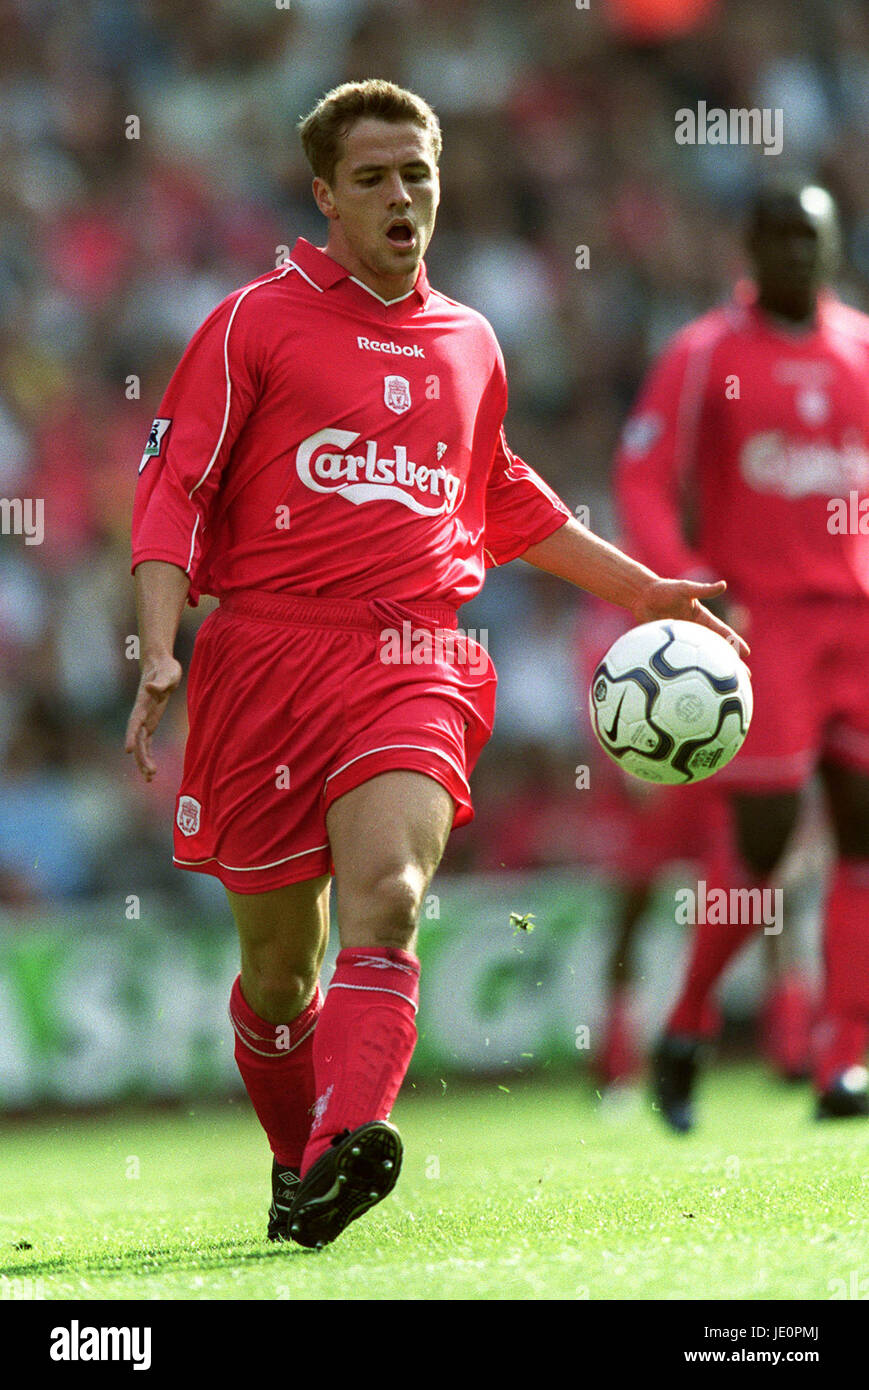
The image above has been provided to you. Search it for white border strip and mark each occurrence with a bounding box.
[286,258,324,293]
[324,742,468,789]
[328,982,418,1013]
[174,841,329,872]
[229,1015,318,1057]
[348,274,417,307]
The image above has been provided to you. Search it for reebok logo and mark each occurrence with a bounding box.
[357,335,424,358]
[311,1083,334,1130]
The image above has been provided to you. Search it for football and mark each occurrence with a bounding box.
[589,619,753,784]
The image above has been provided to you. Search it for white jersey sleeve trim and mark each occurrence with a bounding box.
[185,514,200,574]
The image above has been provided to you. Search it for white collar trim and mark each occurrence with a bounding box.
[349,275,418,307]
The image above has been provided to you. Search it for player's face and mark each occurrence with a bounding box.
[313,118,440,299]
[748,188,838,322]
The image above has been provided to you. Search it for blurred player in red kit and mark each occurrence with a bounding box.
[577,596,810,1096]
[617,180,869,1127]
[125,79,746,1247]
[574,595,736,1093]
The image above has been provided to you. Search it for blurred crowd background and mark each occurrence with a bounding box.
[0,0,865,907]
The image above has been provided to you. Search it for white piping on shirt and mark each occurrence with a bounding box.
[348,274,418,306]
[285,259,324,293]
[183,261,296,570]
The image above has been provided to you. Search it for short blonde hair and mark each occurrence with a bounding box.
[298,79,441,185]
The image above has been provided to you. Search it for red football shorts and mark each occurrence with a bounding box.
[172,591,497,892]
[720,595,869,792]
[580,766,733,880]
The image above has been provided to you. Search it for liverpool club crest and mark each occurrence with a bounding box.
[384,374,411,414]
[176,795,201,836]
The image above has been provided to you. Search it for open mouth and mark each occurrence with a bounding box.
[386,220,415,246]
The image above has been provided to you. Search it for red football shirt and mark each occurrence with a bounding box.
[615,287,869,602]
[131,238,571,607]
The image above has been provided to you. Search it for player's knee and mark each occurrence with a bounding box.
[242,966,317,1024]
[355,863,426,948]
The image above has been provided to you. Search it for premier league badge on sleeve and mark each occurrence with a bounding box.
[384,375,411,415]
[139,417,172,473]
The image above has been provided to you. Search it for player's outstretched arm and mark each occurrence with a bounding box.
[124,560,190,781]
[520,518,749,660]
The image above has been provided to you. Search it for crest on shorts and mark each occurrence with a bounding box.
[384,374,411,415]
[176,795,201,836]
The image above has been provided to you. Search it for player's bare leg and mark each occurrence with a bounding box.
[732,791,802,881]
[735,791,813,1081]
[595,881,649,1090]
[654,791,800,1131]
[225,876,331,1238]
[227,877,331,1022]
[327,769,454,952]
[288,770,454,1248]
[759,926,814,1082]
[814,760,869,1116]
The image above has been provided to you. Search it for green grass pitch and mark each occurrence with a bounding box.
[1,1066,867,1301]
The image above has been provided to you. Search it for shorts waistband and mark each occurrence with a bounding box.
[219,590,459,632]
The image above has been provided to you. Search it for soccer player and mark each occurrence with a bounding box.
[573,595,735,1092]
[617,180,869,1127]
[576,597,808,1094]
[126,80,745,1248]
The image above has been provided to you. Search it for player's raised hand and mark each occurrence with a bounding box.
[632,578,750,662]
[125,653,183,781]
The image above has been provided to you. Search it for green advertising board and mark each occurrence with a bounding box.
[0,871,771,1108]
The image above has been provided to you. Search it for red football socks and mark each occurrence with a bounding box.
[813,859,869,1091]
[666,871,762,1038]
[229,976,322,1168]
[300,946,420,1175]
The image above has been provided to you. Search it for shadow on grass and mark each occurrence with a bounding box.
[0,1234,314,1279]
